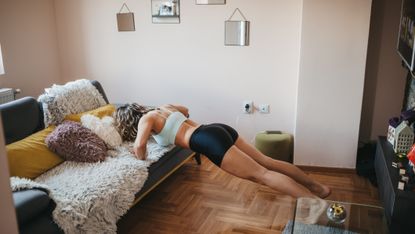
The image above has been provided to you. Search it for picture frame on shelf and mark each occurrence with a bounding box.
[152,0,180,24]
[398,0,415,71]
[196,0,225,5]
[403,72,415,111]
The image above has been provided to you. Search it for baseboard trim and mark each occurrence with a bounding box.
[298,165,356,174]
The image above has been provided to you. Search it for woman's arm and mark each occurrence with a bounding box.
[133,114,154,160]
[161,104,199,127]
[161,104,189,117]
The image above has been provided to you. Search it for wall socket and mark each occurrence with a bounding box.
[243,101,253,114]
[259,104,270,113]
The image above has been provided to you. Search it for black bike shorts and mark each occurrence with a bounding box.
[189,123,238,167]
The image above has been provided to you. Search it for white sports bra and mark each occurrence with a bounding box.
[152,112,187,146]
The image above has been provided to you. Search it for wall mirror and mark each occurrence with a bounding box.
[225,21,250,46]
[117,3,135,31]
[117,13,135,31]
[196,0,225,5]
[152,0,180,24]
[225,8,250,46]
[0,43,5,75]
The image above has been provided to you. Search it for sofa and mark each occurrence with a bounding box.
[1,80,199,233]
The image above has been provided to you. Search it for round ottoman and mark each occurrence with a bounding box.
[255,131,293,162]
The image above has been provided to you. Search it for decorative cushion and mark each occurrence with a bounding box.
[38,79,108,127]
[46,121,107,163]
[6,126,64,179]
[64,104,116,122]
[81,114,123,149]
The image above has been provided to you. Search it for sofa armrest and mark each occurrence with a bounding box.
[13,189,54,225]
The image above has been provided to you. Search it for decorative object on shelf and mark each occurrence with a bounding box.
[388,109,415,149]
[196,0,225,5]
[326,203,347,224]
[393,121,414,153]
[403,72,415,110]
[117,3,135,32]
[401,109,415,124]
[152,0,180,24]
[407,145,415,173]
[225,8,250,46]
[387,117,400,146]
[0,43,5,75]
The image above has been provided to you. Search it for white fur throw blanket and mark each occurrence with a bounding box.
[11,140,174,234]
[38,79,107,127]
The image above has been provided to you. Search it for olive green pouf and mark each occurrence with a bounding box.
[255,131,293,162]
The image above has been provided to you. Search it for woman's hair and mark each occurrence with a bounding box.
[114,103,153,141]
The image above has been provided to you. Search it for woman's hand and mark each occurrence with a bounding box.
[133,142,147,160]
[131,113,154,160]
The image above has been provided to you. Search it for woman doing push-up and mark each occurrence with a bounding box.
[114,103,331,199]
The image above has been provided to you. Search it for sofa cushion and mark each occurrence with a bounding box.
[64,104,116,122]
[46,121,107,163]
[6,126,64,179]
[0,97,44,144]
[19,214,63,234]
[38,79,108,127]
[80,114,123,148]
[13,189,53,226]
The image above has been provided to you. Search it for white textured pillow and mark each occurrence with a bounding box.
[81,114,123,148]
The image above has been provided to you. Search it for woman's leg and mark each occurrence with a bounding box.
[221,146,328,224]
[220,146,316,198]
[234,137,330,198]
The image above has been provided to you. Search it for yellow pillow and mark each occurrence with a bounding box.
[6,126,64,179]
[64,104,116,122]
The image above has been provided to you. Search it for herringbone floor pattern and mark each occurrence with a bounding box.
[117,156,380,234]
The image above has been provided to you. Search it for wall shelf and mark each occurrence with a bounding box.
[375,136,415,234]
[152,15,179,18]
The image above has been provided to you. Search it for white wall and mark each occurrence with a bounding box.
[54,0,372,168]
[295,0,372,168]
[54,0,303,141]
[0,0,62,97]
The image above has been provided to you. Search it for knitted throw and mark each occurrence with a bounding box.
[11,140,174,234]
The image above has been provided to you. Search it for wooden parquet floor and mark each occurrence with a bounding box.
[117,156,381,234]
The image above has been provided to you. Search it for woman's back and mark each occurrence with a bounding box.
[148,105,199,148]
[152,111,187,146]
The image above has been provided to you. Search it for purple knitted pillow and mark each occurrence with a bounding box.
[46,121,107,163]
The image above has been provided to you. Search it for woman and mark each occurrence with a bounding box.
[115,103,331,199]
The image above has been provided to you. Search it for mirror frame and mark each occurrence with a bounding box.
[225,20,250,46]
[196,0,226,5]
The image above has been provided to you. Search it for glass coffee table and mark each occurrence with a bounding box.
[286,197,389,234]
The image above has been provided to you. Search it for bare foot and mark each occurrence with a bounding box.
[296,197,328,224]
[310,183,331,199]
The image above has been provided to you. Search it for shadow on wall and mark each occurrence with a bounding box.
[56,0,89,81]
[359,0,383,143]
[359,0,407,144]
